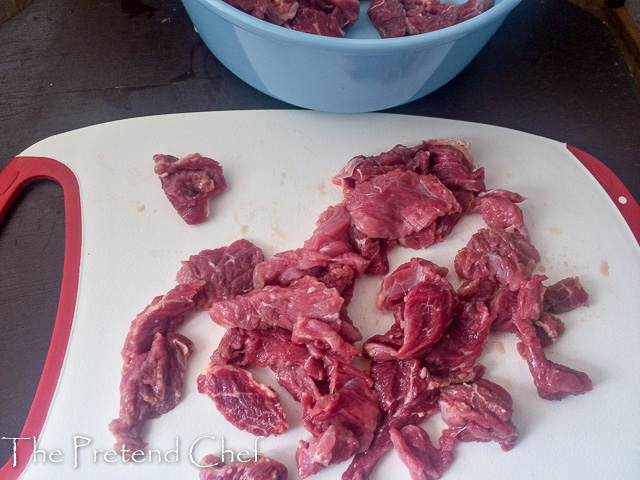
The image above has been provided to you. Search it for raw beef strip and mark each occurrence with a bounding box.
[120,281,203,369]
[222,0,297,25]
[376,258,450,311]
[209,326,367,402]
[365,270,457,360]
[425,139,485,193]
[197,363,288,437]
[304,203,391,276]
[513,276,593,400]
[290,7,346,36]
[472,189,528,236]
[368,0,493,38]
[439,378,518,451]
[153,153,226,225]
[543,276,590,314]
[389,425,457,480]
[422,301,494,384]
[534,312,566,348]
[332,143,430,193]
[344,169,460,240]
[199,453,288,480]
[253,247,369,298]
[110,332,193,454]
[454,227,540,291]
[297,377,380,478]
[176,238,264,309]
[367,0,407,39]
[342,360,440,480]
[208,276,361,353]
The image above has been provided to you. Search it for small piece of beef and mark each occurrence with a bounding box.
[222,0,298,25]
[297,377,380,477]
[543,277,590,314]
[209,275,355,344]
[472,189,528,237]
[199,453,288,480]
[120,281,203,369]
[289,7,346,37]
[253,247,368,298]
[426,139,485,193]
[366,276,457,360]
[110,332,193,454]
[370,359,436,417]
[454,227,540,291]
[153,153,226,225]
[422,301,494,384]
[389,425,457,480]
[534,312,566,347]
[332,143,430,193]
[513,276,593,400]
[376,258,450,311]
[344,169,460,240]
[367,0,407,38]
[176,238,264,309]
[439,378,518,451]
[342,360,440,480]
[368,0,493,38]
[209,326,366,402]
[197,364,288,437]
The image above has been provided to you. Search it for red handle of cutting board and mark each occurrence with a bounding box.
[567,145,640,246]
[0,157,81,480]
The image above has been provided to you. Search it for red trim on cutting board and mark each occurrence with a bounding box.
[567,144,640,246]
[0,157,81,480]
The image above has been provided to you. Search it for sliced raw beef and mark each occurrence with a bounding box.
[376,258,450,311]
[344,169,460,240]
[110,332,193,454]
[472,189,528,236]
[197,363,288,436]
[153,153,226,225]
[304,203,391,276]
[297,377,380,478]
[425,139,485,193]
[176,238,264,309]
[341,360,439,480]
[439,378,518,451]
[332,142,430,193]
[369,0,493,38]
[120,281,202,369]
[199,453,288,480]
[454,227,540,291]
[365,262,457,360]
[422,301,493,384]
[543,276,590,314]
[290,7,346,37]
[208,275,361,355]
[513,276,593,400]
[221,0,297,25]
[389,425,457,480]
[253,247,369,298]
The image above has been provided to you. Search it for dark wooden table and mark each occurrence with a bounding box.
[1,0,639,468]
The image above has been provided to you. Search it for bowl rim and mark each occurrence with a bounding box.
[187,0,523,53]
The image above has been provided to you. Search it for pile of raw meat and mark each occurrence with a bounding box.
[220,0,493,38]
[110,139,592,480]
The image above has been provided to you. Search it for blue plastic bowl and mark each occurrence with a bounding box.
[181,0,522,112]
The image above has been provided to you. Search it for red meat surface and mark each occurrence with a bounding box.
[176,238,264,309]
[153,152,226,225]
[197,363,289,437]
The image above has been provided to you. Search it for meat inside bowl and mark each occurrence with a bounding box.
[181,0,523,112]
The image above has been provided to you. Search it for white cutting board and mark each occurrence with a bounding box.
[4,111,640,480]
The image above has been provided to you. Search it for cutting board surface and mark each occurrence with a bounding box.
[7,111,640,480]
